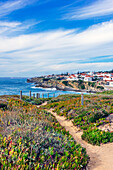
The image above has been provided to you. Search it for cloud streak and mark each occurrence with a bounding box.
[0,0,38,17]
[0,20,42,36]
[63,0,113,20]
[0,20,113,76]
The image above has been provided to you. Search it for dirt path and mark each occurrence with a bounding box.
[37,101,48,108]
[47,109,113,170]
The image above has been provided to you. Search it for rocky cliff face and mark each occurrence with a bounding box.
[27,77,98,93]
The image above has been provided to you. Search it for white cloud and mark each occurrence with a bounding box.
[1,20,113,52]
[47,62,113,72]
[0,20,41,36]
[0,0,38,17]
[0,21,21,27]
[1,20,113,76]
[63,0,113,20]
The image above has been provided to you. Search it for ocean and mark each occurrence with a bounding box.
[0,77,80,98]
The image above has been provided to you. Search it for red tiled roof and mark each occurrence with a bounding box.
[81,73,87,75]
[97,73,102,75]
[85,75,92,77]
[105,80,113,82]
[104,76,110,78]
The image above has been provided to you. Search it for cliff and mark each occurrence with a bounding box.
[27,77,99,93]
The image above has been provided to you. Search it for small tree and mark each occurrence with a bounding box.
[81,84,85,89]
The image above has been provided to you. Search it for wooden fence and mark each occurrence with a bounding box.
[20,91,84,105]
[20,91,56,100]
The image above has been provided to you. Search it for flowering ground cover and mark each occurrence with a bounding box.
[22,95,51,105]
[0,96,89,169]
[97,90,113,95]
[43,94,113,145]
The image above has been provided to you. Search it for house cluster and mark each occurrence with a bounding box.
[43,71,113,87]
[44,73,69,80]
[67,72,113,86]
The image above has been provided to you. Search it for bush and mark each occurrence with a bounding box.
[88,82,91,86]
[0,103,7,110]
[78,80,83,85]
[81,84,85,89]
[82,127,113,145]
[97,86,104,90]
[62,81,68,86]
[91,82,95,87]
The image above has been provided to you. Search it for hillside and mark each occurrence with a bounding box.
[27,77,104,92]
[0,95,88,169]
[1,93,113,169]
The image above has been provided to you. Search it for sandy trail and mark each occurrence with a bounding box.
[37,101,48,108]
[47,109,113,170]
[37,102,113,170]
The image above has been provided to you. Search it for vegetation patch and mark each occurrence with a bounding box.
[97,90,113,95]
[82,127,113,145]
[0,97,89,169]
[43,94,113,145]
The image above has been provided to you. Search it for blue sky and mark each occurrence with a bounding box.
[0,0,113,77]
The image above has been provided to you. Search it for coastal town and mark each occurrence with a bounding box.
[27,70,113,92]
[45,71,113,85]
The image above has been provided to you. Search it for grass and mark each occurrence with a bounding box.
[97,90,113,95]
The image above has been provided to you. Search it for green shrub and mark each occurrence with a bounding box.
[91,82,95,87]
[0,103,7,110]
[81,84,85,89]
[82,127,113,145]
[62,81,68,86]
[88,82,91,86]
[97,86,104,90]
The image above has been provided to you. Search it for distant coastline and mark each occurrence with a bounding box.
[27,78,97,93]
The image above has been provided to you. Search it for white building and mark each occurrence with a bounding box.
[67,74,78,81]
[103,76,112,81]
[87,72,93,76]
[97,76,103,80]
[102,72,111,77]
[80,73,87,78]
[84,76,92,82]
[106,81,113,87]
[109,81,113,86]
